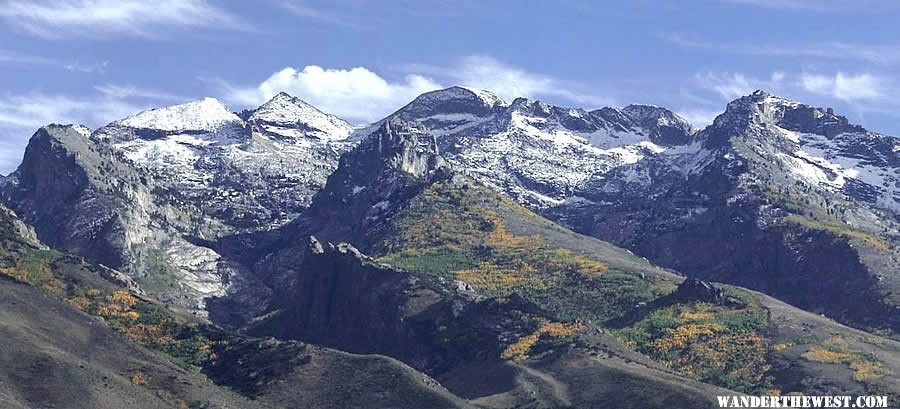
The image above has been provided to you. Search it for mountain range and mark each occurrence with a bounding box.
[0,86,897,408]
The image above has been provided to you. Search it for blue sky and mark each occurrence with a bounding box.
[1,0,899,172]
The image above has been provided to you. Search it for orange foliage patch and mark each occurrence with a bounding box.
[501,321,583,361]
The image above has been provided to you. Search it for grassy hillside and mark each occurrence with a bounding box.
[367,177,900,397]
[0,256,256,409]
[374,180,674,325]
[611,290,773,394]
[0,248,218,372]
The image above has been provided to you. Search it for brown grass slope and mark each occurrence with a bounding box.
[0,275,257,409]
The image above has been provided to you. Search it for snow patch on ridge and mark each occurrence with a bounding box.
[458,86,507,107]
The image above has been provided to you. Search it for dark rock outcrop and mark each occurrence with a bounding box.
[669,278,744,307]
[671,278,726,303]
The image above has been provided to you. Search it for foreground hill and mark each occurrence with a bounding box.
[0,276,255,409]
[0,204,470,409]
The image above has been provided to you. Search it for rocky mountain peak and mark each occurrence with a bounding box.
[249,92,353,141]
[699,90,868,151]
[714,90,864,137]
[622,104,695,145]
[393,86,505,120]
[21,124,97,170]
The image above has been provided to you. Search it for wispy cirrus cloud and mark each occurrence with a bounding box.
[662,33,900,65]
[93,84,186,101]
[1,48,110,74]
[63,60,109,74]
[720,0,897,12]
[0,0,252,38]
[276,1,362,29]
[694,71,787,100]
[693,70,892,105]
[800,72,883,101]
[662,31,900,123]
[0,93,137,129]
[0,48,55,65]
[0,84,176,172]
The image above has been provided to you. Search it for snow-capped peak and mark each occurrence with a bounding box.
[734,90,802,113]
[249,92,353,140]
[456,86,507,107]
[115,97,242,133]
[711,90,866,139]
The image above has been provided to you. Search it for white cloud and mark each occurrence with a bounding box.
[0,0,250,38]
[800,72,881,101]
[222,66,442,123]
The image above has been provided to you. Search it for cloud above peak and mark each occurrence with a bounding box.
[221,56,610,123]
[404,55,612,107]
[223,66,442,123]
[694,71,787,100]
[800,72,881,101]
[662,32,900,66]
[680,69,900,128]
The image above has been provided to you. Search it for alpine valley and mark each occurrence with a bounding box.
[1,86,898,408]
